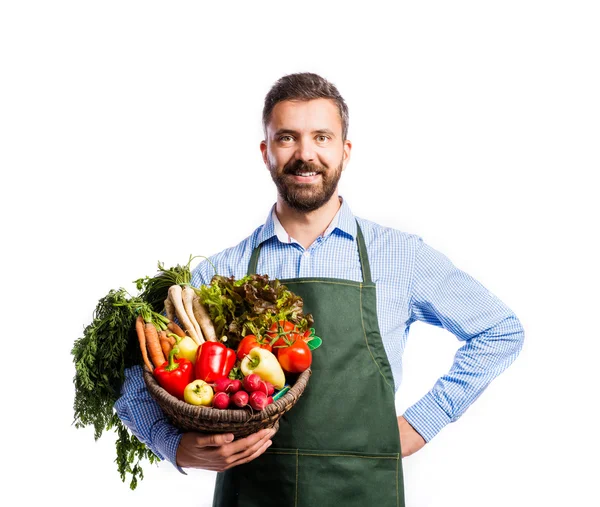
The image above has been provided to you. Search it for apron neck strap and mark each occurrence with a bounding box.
[248,220,373,284]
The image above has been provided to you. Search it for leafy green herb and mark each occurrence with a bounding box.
[197,274,314,349]
[71,289,159,489]
[134,256,194,313]
[135,255,217,313]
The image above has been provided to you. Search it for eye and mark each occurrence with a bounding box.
[316,135,330,143]
[278,135,294,142]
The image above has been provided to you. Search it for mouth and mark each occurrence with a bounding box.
[288,171,321,183]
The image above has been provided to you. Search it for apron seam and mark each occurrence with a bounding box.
[396,453,400,507]
[360,284,395,392]
[283,279,369,287]
[298,453,398,459]
[295,448,299,507]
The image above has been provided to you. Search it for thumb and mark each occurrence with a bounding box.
[200,433,234,447]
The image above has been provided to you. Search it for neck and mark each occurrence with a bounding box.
[275,193,342,249]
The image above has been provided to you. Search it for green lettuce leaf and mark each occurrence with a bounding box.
[196,274,314,349]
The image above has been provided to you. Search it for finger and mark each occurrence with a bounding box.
[224,430,274,464]
[196,432,235,448]
[219,428,275,457]
[224,438,273,470]
[192,431,274,471]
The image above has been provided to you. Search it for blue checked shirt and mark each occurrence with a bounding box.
[115,197,524,467]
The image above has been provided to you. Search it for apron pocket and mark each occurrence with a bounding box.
[296,449,402,507]
[222,448,299,507]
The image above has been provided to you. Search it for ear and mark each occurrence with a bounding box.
[341,139,352,171]
[260,140,268,166]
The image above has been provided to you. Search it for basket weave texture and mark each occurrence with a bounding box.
[143,367,311,438]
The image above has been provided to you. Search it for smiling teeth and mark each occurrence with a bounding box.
[297,172,317,176]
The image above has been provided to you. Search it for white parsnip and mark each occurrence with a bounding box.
[182,285,204,342]
[167,285,201,344]
[164,296,175,322]
[192,295,218,342]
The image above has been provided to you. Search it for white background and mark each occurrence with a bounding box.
[1,1,598,506]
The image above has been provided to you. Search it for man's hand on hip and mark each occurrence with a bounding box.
[176,427,276,472]
[398,416,426,458]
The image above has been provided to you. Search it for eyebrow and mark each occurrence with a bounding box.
[274,128,337,137]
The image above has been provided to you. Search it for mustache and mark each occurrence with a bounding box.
[283,160,324,175]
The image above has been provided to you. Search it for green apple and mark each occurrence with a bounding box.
[183,379,214,406]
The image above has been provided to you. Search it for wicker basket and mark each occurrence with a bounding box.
[143,367,311,438]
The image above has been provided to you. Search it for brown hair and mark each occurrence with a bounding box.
[262,72,349,141]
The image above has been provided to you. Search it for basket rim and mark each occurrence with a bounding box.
[143,366,311,423]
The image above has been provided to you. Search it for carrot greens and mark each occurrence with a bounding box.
[71,288,172,489]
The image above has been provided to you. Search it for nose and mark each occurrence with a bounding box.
[295,137,316,162]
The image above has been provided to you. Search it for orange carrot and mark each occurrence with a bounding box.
[167,321,186,338]
[145,321,166,368]
[136,315,154,372]
[159,330,173,358]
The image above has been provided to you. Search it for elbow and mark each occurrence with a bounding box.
[497,313,525,364]
[511,314,525,352]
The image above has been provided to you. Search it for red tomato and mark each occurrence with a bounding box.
[267,320,298,354]
[267,320,296,339]
[236,334,272,360]
[277,339,312,373]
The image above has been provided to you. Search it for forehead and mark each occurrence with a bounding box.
[267,98,342,135]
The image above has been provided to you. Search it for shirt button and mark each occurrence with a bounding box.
[303,251,311,257]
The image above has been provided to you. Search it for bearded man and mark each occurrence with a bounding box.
[116,72,524,507]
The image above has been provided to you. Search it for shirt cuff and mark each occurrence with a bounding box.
[402,392,452,442]
[151,425,187,475]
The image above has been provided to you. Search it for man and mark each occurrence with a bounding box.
[116,72,524,506]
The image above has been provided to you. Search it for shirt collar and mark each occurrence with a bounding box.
[255,197,357,247]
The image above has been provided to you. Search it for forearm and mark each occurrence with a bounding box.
[407,239,525,441]
[114,365,185,470]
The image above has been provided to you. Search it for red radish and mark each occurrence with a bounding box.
[213,392,230,409]
[229,379,242,393]
[214,376,232,393]
[231,390,249,408]
[243,374,261,392]
[257,380,269,396]
[249,391,268,411]
[267,396,274,404]
[265,382,275,396]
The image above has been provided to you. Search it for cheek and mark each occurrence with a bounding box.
[269,149,294,168]
[322,147,344,165]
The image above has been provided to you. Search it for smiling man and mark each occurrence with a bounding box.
[263,97,349,215]
[115,72,524,507]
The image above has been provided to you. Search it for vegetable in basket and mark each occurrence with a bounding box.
[183,380,214,406]
[171,334,199,365]
[197,274,314,349]
[195,341,237,383]
[240,348,286,389]
[153,347,195,400]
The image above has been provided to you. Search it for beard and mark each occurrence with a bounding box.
[268,158,343,213]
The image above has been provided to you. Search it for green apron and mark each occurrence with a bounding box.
[212,223,405,507]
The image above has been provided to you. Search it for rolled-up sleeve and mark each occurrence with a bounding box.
[402,240,525,442]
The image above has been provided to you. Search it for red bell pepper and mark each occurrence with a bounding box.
[195,341,236,383]
[153,347,195,400]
